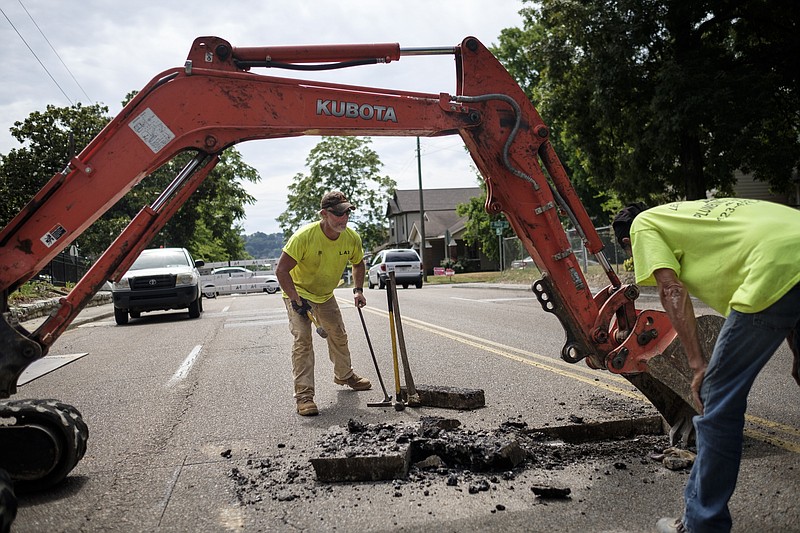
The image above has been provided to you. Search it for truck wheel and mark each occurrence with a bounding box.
[368,279,374,289]
[378,278,385,290]
[188,296,201,318]
[114,307,129,325]
[415,279,423,289]
[0,469,16,533]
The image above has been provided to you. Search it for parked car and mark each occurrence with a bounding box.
[200,266,280,298]
[111,247,203,325]
[368,248,423,289]
[511,252,597,270]
[511,256,535,269]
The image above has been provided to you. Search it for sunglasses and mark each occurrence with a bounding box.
[327,208,352,217]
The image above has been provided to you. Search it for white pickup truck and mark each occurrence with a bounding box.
[200,266,280,298]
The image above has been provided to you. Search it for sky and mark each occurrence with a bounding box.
[1,0,526,235]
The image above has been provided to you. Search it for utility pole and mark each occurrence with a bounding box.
[416,137,427,282]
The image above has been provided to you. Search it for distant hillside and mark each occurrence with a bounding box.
[244,232,284,259]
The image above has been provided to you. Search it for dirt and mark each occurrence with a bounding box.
[227,415,672,507]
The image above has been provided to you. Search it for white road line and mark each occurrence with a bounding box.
[167,345,202,386]
[224,319,288,329]
[222,305,230,313]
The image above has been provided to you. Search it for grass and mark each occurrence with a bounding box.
[423,268,537,285]
[8,280,69,304]
[423,265,631,287]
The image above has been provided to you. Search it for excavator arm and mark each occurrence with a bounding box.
[0,37,716,502]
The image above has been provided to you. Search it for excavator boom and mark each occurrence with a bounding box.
[0,37,715,512]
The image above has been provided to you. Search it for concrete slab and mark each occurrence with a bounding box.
[310,445,410,482]
[524,415,665,443]
[400,384,485,410]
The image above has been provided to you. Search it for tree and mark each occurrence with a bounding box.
[277,137,396,251]
[456,179,515,263]
[0,102,260,261]
[494,0,800,210]
[244,232,284,259]
[0,103,109,225]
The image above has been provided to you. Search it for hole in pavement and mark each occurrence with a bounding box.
[228,414,675,506]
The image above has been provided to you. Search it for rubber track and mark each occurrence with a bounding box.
[0,399,89,491]
[0,469,16,533]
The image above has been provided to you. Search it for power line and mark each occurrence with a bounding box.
[0,5,74,106]
[18,0,94,104]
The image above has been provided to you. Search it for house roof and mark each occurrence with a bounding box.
[387,187,481,216]
[409,211,469,242]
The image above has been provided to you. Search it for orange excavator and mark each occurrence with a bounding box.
[0,36,720,525]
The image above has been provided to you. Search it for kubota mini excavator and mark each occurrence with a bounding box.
[0,36,722,527]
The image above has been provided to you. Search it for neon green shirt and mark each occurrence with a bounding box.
[631,199,800,316]
[282,221,364,303]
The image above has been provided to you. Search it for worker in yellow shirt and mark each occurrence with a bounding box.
[613,198,800,533]
[276,191,371,416]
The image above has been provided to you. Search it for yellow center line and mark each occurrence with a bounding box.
[743,428,800,454]
[351,300,800,452]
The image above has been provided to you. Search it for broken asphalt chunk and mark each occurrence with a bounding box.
[530,483,571,499]
[401,384,485,410]
[310,445,411,482]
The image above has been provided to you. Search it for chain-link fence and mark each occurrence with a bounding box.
[502,225,626,273]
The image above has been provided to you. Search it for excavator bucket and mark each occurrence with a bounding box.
[625,314,726,446]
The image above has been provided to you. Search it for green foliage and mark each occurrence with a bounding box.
[277,137,396,251]
[0,103,110,225]
[494,0,800,209]
[244,232,284,258]
[0,102,260,263]
[8,280,63,303]
[623,257,635,272]
[439,257,464,273]
[455,178,514,263]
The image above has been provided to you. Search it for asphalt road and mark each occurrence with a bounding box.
[11,284,800,532]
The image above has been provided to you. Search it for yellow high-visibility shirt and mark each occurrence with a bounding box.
[631,198,800,316]
[282,221,364,303]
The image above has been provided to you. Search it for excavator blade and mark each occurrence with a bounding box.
[625,314,726,446]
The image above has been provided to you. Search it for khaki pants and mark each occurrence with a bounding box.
[284,297,354,400]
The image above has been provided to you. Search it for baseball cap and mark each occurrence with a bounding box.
[612,202,648,249]
[320,191,355,213]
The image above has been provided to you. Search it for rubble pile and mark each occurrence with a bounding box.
[228,415,675,506]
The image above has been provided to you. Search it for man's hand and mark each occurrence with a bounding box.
[354,292,366,309]
[291,298,311,317]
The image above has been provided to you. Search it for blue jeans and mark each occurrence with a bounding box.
[683,284,800,533]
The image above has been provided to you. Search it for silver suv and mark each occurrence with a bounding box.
[367,248,423,289]
[111,247,203,325]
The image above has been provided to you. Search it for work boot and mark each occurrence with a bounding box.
[656,517,687,533]
[334,372,372,391]
[296,398,318,416]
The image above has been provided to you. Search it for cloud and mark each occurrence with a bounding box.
[1,0,523,235]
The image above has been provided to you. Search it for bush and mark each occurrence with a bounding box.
[623,258,635,272]
[439,258,464,273]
